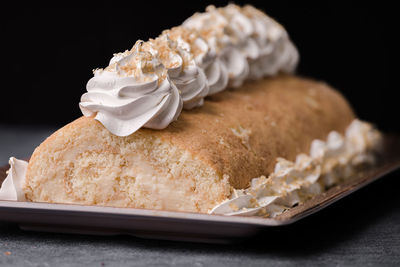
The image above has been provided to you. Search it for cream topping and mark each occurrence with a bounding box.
[182,5,250,88]
[146,33,209,109]
[79,4,299,137]
[167,27,229,96]
[79,41,183,136]
[242,5,299,79]
[0,157,27,201]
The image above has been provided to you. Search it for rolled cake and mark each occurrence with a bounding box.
[0,4,382,216]
[24,75,355,213]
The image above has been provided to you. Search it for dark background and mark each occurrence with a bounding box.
[1,2,397,132]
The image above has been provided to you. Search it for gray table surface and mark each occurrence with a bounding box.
[0,124,399,267]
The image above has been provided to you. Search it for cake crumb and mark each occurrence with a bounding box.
[231,126,252,150]
[218,137,226,146]
[304,96,320,110]
[229,202,239,211]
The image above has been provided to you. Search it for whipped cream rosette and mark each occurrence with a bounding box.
[146,33,209,109]
[79,41,183,137]
[211,5,261,77]
[167,27,229,96]
[242,5,299,79]
[183,5,250,88]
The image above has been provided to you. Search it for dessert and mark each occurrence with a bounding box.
[0,4,382,217]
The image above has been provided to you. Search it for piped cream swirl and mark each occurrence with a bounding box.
[183,5,250,88]
[79,41,183,136]
[79,4,299,136]
[146,34,209,109]
[167,27,229,96]
[242,5,299,79]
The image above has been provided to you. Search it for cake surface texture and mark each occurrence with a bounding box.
[24,75,355,213]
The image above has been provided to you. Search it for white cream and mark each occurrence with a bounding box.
[146,34,209,109]
[242,5,299,79]
[182,5,250,88]
[167,27,229,96]
[209,120,382,217]
[79,41,183,136]
[0,157,27,201]
[80,4,299,137]
[183,4,298,84]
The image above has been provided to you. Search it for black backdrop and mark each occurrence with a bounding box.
[2,2,397,132]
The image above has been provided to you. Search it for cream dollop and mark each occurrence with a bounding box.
[242,5,299,79]
[183,5,250,88]
[183,4,298,85]
[146,34,209,109]
[0,157,27,201]
[79,41,183,136]
[80,4,299,136]
[210,120,382,217]
[167,27,229,96]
